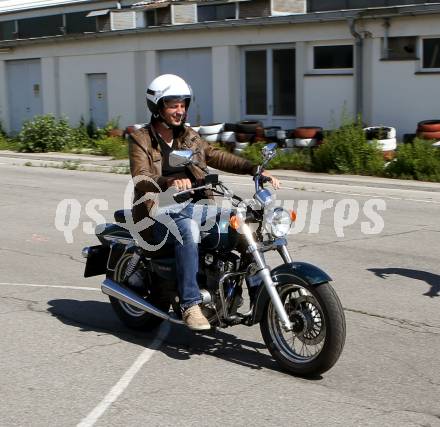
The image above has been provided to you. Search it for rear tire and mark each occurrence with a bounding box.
[260,279,346,377]
[109,254,169,331]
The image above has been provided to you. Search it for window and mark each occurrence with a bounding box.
[273,49,295,115]
[423,38,440,69]
[382,36,417,60]
[0,21,15,41]
[66,12,96,34]
[18,15,63,38]
[146,10,157,26]
[198,3,236,22]
[308,0,347,12]
[314,45,353,69]
[244,47,295,118]
[245,50,267,115]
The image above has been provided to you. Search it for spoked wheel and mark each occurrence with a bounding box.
[260,280,346,376]
[109,254,170,331]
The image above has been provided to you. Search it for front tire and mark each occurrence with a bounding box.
[109,254,169,331]
[260,279,346,377]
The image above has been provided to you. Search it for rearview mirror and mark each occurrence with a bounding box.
[261,143,277,161]
[169,150,194,167]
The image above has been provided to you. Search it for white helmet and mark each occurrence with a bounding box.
[146,74,192,115]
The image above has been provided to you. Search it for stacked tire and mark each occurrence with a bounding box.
[234,120,264,145]
[198,123,225,143]
[364,126,397,160]
[233,121,262,155]
[264,126,281,141]
[416,120,440,145]
[293,127,323,148]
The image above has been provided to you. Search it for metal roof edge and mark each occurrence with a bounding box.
[1,3,440,48]
[0,0,99,16]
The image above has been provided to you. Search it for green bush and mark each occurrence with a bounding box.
[18,115,76,153]
[0,121,7,138]
[63,118,95,152]
[313,118,384,175]
[270,148,312,171]
[94,136,128,159]
[385,138,440,182]
[87,117,121,139]
[240,142,312,171]
[0,122,20,150]
[240,142,264,164]
[0,136,20,151]
[0,133,8,150]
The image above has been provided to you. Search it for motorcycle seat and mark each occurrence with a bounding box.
[141,244,175,259]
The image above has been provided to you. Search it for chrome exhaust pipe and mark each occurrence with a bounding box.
[101,278,184,325]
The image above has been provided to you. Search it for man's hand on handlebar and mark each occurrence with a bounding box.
[169,178,193,192]
[261,171,281,190]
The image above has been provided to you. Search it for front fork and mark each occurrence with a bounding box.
[239,221,293,331]
[278,244,292,264]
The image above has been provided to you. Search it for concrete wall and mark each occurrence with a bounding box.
[57,52,137,127]
[303,75,355,129]
[368,37,440,135]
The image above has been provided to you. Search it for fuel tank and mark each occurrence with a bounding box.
[200,210,239,251]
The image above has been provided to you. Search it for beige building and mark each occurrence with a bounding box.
[0,0,440,136]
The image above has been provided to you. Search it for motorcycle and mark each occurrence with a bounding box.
[82,143,346,376]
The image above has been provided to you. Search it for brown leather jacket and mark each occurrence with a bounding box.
[129,124,256,237]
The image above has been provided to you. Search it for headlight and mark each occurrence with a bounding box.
[265,207,292,237]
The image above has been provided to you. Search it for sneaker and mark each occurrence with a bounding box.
[183,305,211,331]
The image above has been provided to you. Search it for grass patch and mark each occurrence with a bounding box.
[61,160,81,170]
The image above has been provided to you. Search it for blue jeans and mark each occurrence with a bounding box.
[151,203,211,310]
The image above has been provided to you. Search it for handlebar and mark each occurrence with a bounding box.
[171,173,219,199]
[254,170,273,193]
[172,183,212,198]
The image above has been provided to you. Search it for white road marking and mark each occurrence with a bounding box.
[0,282,100,291]
[77,321,171,427]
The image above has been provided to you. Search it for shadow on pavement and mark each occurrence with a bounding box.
[368,268,440,298]
[47,298,299,377]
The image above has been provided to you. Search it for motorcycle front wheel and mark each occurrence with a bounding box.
[109,253,170,331]
[260,279,346,377]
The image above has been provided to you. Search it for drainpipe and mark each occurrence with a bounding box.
[349,18,363,119]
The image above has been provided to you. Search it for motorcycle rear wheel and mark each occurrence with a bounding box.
[260,280,345,377]
[109,254,170,331]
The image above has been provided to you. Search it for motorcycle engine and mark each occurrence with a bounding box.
[199,252,240,323]
[202,252,240,290]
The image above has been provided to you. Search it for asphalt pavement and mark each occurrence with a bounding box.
[0,158,439,427]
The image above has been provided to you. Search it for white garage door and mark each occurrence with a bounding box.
[159,48,212,126]
[7,59,43,133]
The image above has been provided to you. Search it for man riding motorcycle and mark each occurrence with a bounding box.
[128,74,279,331]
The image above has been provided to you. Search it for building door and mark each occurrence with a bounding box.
[242,46,296,128]
[88,73,108,128]
[7,59,43,133]
[159,48,212,126]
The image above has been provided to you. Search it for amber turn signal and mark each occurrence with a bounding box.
[229,215,241,230]
[290,210,297,222]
